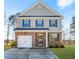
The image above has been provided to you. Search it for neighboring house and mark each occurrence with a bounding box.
[70,16,75,40]
[14,0,63,48]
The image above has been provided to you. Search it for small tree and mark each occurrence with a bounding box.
[6,13,20,44]
[70,16,75,30]
[69,16,75,40]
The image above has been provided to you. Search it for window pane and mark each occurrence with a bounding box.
[23,20,30,27]
[36,20,43,27]
[49,20,57,27]
[49,33,58,42]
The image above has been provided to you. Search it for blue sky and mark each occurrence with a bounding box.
[5,0,75,25]
[4,0,75,39]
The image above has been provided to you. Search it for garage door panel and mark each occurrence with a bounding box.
[17,35,32,48]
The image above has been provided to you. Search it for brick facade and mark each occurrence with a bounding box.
[15,32,62,48]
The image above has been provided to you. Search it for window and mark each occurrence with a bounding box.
[23,20,30,27]
[36,20,44,27]
[49,33,59,42]
[49,20,57,27]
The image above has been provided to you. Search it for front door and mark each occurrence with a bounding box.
[35,33,46,47]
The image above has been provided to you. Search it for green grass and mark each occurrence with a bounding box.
[49,45,75,59]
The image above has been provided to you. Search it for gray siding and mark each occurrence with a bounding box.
[16,17,62,32]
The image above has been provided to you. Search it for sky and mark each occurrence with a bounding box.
[4,0,75,39]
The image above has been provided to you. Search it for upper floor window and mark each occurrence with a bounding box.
[36,20,44,27]
[23,20,30,27]
[49,20,57,27]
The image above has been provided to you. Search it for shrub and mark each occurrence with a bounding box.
[4,40,16,50]
[61,45,65,48]
[49,45,54,48]
[54,45,59,48]
[48,41,65,48]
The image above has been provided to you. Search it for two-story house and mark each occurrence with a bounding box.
[14,0,63,48]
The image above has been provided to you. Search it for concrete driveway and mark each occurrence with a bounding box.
[4,48,59,59]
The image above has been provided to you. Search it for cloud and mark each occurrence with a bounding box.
[57,0,74,8]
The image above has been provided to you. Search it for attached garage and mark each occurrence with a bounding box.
[17,35,32,48]
[15,32,47,48]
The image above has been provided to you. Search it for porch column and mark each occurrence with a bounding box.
[46,32,48,47]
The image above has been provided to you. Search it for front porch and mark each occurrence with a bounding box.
[34,32,48,48]
[15,31,62,48]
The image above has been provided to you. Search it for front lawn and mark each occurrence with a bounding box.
[49,45,75,59]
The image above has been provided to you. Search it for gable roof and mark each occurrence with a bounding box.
[18,0,63,17]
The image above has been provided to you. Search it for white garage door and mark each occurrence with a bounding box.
[17,35,32,48]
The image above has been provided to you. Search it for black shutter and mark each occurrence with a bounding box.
[22,20,24,27]
[42,20,44,27]
[36,20,37,27]
[29,20,30,27]
[56,20,57,27]
[49,20,51,27]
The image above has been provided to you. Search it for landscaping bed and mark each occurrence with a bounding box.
[4,40,16,50]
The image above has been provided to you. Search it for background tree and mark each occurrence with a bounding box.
[6,13,20,44]
[70,16,75,30]
[69,16,75,40]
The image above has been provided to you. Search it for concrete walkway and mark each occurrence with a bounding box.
[5,48,59,59]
